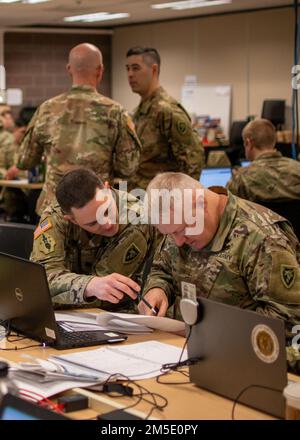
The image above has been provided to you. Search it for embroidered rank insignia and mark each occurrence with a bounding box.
[34,218,53,240]
[123,243,140,264]
[280,265,296,289]
[39,233,56,255]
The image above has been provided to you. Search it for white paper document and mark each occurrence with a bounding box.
[55,311,185,335]
[51,340,187,381]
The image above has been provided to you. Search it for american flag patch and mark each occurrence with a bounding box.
[34,218,53,240]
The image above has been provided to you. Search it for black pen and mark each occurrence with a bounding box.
[137,292,158,316]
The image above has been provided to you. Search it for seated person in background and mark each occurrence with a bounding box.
[0,109,27,222]
[227,118,300,202]
[31,168,158,312]
[139,172,300,373]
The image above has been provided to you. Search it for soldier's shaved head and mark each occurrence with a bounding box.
[67,43,103,87]
[68,43,103,73]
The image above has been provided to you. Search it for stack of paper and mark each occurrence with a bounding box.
[55,311,185,335]
[50,340,187,381]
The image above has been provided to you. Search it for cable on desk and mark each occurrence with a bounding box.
[0,320,42,350]
[157,326,201,385]
[87,371,168,419]
[231,384,283,420]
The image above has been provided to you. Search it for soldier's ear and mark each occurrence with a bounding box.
[63,214,77,225]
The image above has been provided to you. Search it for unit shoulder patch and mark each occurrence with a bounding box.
[39,232,56,255]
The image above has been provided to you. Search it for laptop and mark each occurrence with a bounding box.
[187,297,287,418]
[0,393,69,420]
[200,167,232,188]
[0,252,127,350]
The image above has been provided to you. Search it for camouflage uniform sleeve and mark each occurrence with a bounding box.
[17,107,44,170]
[242,237,300,345]
[30,211,94,307]
[227,169,247,198]
[113,109,141,181]
[160,105,205,180]
[0,132,16,178]
[143,236,175,305]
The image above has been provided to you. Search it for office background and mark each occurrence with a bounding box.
[0,6,295,124]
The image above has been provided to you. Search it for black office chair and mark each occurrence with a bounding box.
[225,120,248,167]
[257,199,300,241]
[0,223,35,260]
[261,100,285,130]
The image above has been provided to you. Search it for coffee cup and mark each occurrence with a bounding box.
[283,382,300,419]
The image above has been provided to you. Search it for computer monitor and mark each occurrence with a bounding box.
[240,160,250,167]
[261,100,285,128]
[187,297,287,418]
[200,168,232,188]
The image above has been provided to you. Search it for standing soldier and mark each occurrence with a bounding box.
[14,43,141,216]
[126,46,204,190]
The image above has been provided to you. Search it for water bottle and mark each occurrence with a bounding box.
[0,361,18,402]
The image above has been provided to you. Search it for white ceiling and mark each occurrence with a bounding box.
[0,0,294,28]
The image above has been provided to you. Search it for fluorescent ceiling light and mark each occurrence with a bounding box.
[152,0,232,10]
[64,12,129,23]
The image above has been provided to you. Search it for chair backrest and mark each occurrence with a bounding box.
[257,199,300,241]
[261,100,285,128]
[0,223,35,260]
[226,120,248,166]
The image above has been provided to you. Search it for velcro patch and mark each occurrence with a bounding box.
[34,218,52,239]
[38,233,56,255]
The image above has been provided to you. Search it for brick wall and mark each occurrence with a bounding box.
[4,32,111,119]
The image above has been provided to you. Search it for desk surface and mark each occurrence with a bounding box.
[0,179,43,190]
[0,313,298,420]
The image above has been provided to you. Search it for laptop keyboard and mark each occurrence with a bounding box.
[54,324,126,349]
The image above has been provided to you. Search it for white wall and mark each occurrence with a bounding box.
[112,8,294,125]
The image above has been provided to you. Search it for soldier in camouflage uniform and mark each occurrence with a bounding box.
[31,168,158,312]
[17,43,141,216]
[0,120,16,178]
[227,118,300,201]
[0,108,28,221]
[139,172,300,373]
[126,47,204,190]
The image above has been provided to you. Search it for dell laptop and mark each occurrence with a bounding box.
[187,297,287,418]
[200,167,232,188]
[0,252,127,350]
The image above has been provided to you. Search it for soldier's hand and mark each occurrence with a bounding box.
[138,288,168,317]
[6,165,20,180]
[85,273,140,304]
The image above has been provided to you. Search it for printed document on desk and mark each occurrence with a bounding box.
[51,341,187,380]
[96,312,185,334]
[55,311,185,334]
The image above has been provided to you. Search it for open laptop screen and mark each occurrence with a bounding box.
[200,168,232,188]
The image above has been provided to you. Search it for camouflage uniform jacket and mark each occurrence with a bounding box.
[145,191,300,345]
[0,127,16,178]
[17,85,141,215]
[31,190,158,310]
[227,151,300,202]
[132,86,205,189]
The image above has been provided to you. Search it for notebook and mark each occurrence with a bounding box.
[0,252,127,350]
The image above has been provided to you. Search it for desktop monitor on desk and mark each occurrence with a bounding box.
[200,168,232,188]
[187,297,287,418]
